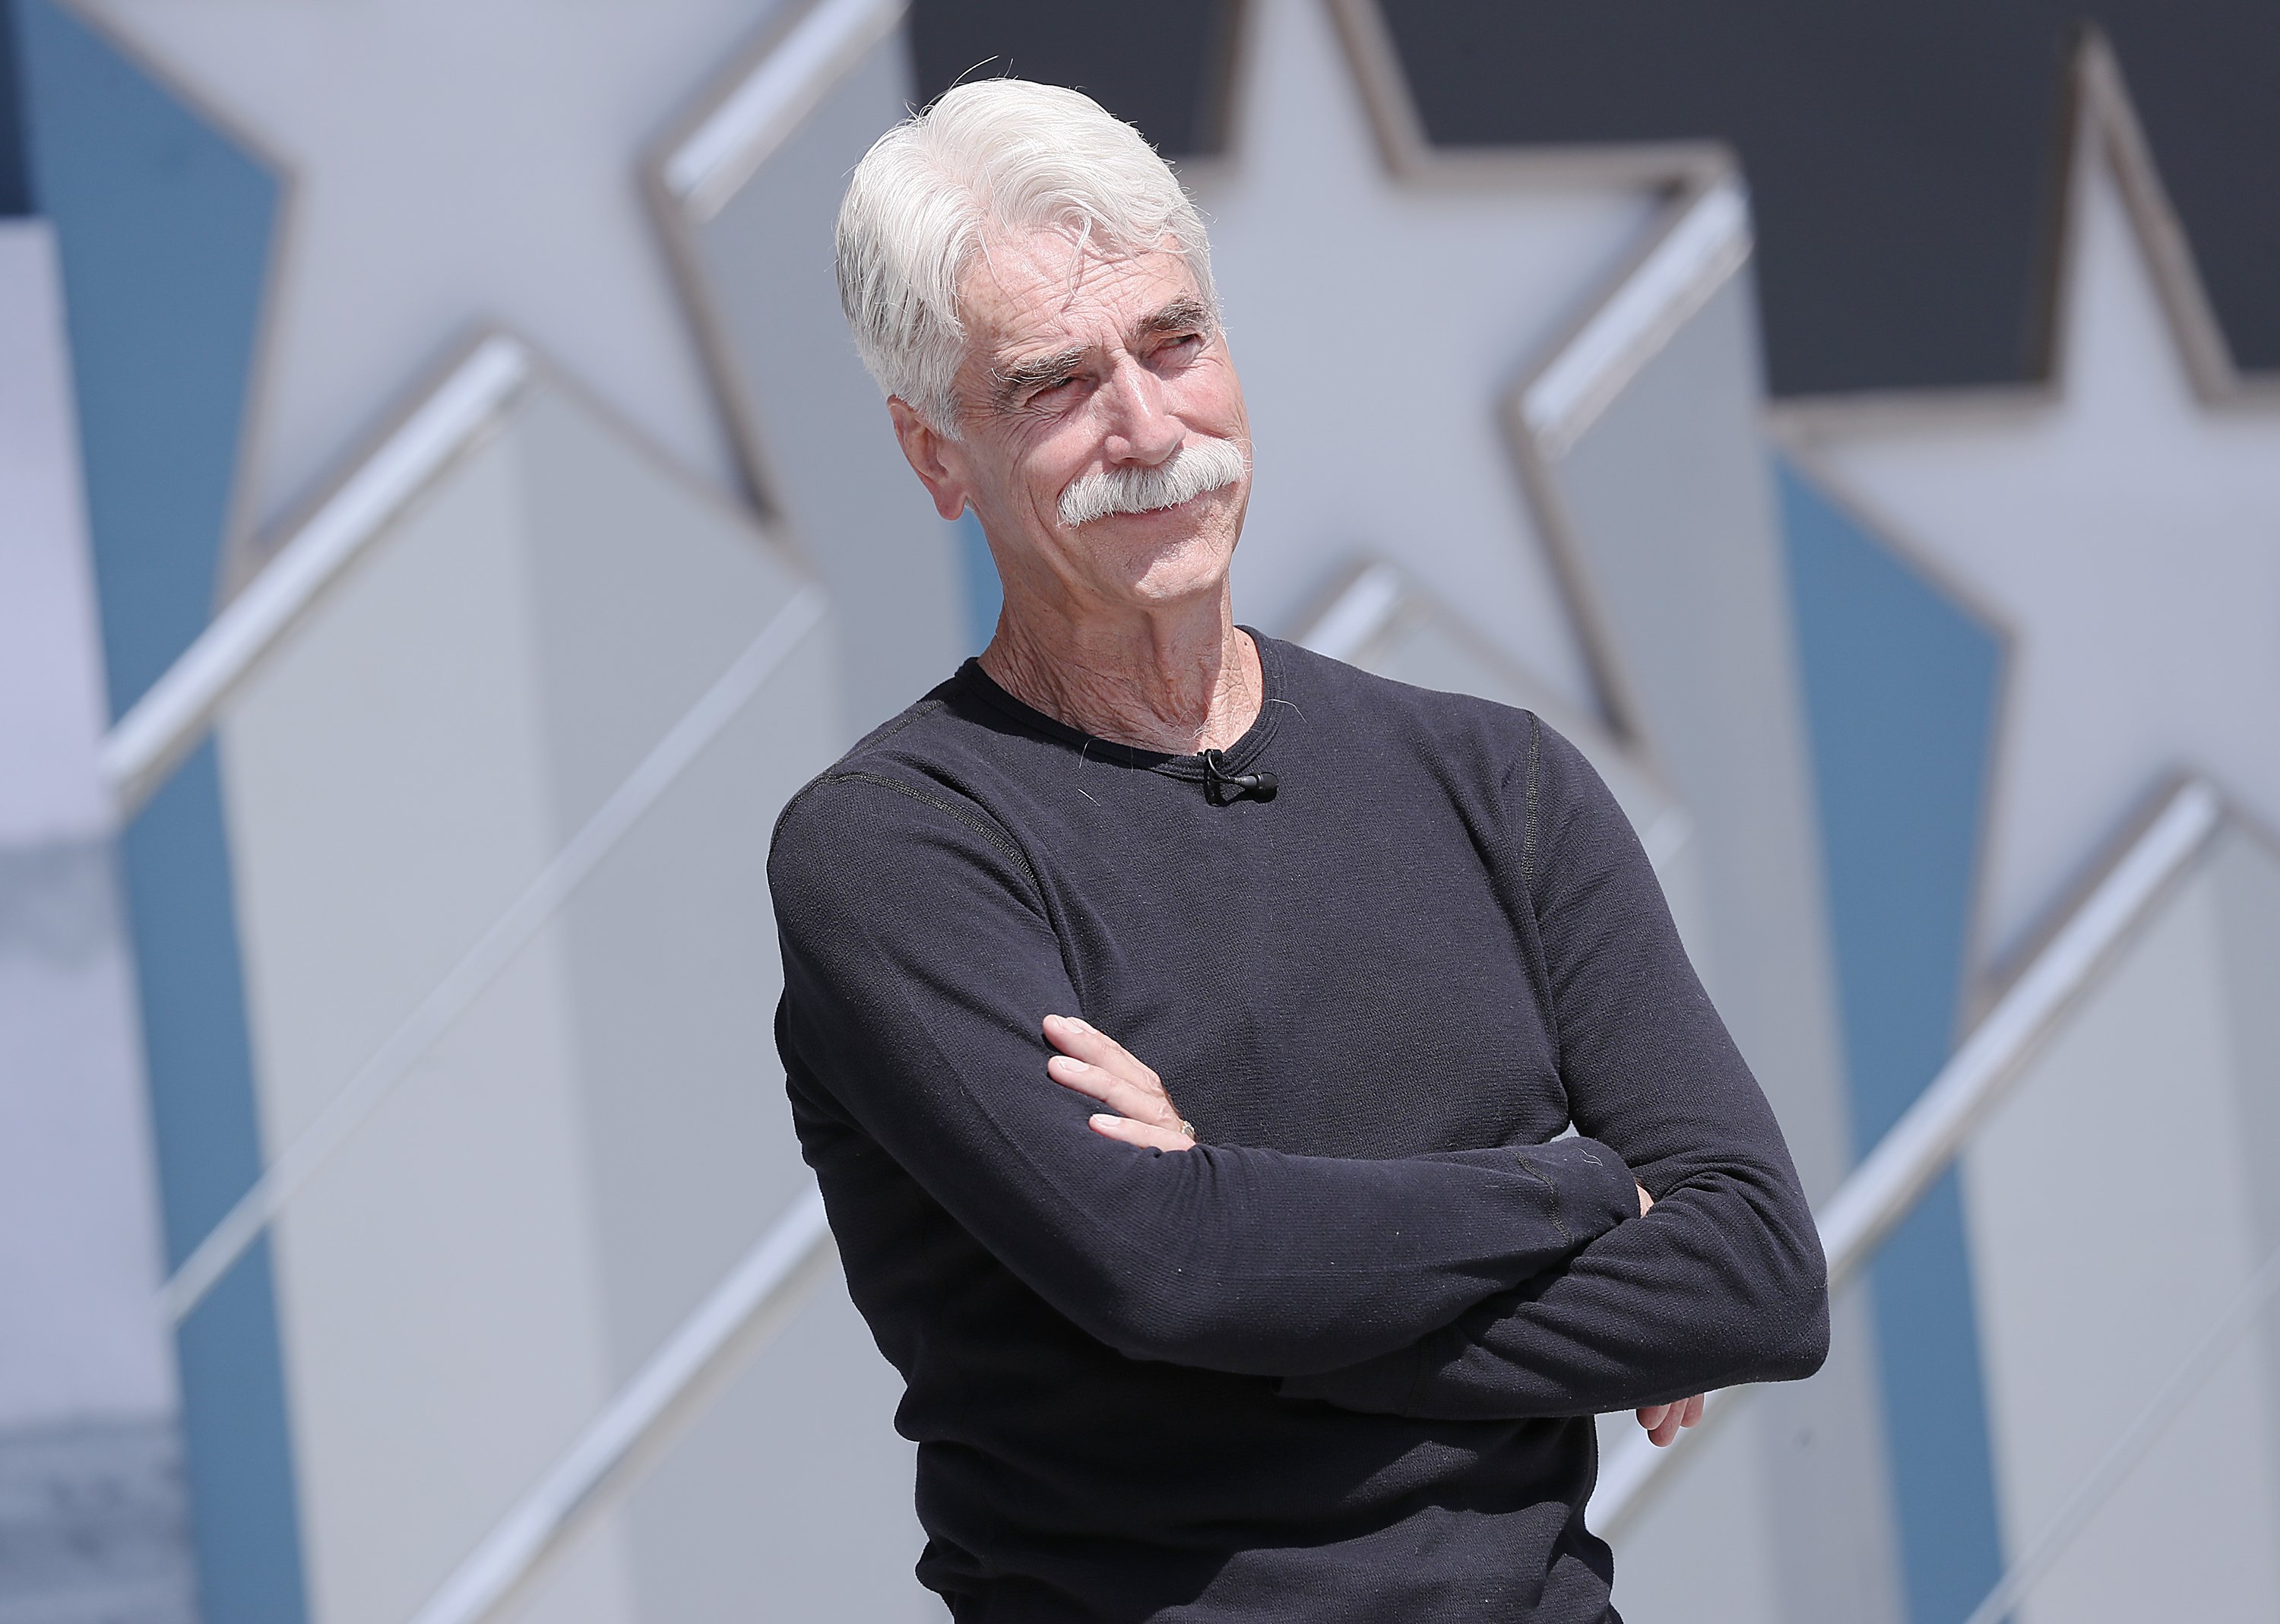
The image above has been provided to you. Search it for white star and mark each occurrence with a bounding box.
[80,0,774,537]
[1192,0,1688,709]
[1784,36,2280,965]
[646,0,1699,718]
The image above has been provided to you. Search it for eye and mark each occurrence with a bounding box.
[1018,369,1086,407]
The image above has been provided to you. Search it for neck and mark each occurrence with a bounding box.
[979,587,1261,755]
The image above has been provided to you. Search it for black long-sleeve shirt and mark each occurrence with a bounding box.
[767,634,1828,1622]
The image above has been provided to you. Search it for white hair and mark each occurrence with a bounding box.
[834,78,1218,434]
[1057,436,1247,528]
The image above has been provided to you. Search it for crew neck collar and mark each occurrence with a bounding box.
[952,628,1287,779]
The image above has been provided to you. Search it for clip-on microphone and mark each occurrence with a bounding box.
[1201,749,1278,805]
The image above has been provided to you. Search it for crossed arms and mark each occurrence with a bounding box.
[1048,1012,1704,1442]
[768,723,1828,1421]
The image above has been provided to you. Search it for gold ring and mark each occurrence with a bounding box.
[1179,1118,1198,1141]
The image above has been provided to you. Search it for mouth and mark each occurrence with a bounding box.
[1061,492,1232,540]
[1100,486,1227,521]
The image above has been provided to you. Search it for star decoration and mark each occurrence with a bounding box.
[1782,35,2280,966]
[1365,0,2280,392]
[1189,0,1703,711]
[643,0,1720,721]
[77,0,772,535]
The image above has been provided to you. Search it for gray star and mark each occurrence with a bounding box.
[1784,36,2280,966]
[81,0,768,531]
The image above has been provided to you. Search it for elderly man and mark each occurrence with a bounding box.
[768,79,1827,1622]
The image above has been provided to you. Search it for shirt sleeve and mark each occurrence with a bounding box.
[769,768,1643,1379]
[1278,717,1829,1418]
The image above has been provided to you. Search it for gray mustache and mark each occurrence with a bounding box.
[1057,438,1249,528]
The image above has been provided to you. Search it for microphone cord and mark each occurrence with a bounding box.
[1201,749,1278,805]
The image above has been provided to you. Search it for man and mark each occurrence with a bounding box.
[768,78,1828,1621]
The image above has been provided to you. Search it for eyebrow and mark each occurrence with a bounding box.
[1133,295,1214,341]
[993,345,1088,403]
[989,296,1218,406]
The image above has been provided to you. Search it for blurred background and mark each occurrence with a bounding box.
[3,2,2277,1620]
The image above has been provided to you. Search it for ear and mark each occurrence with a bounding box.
[888,398,973,521]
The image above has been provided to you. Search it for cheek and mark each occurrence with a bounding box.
[1175,366,1246,439]
[964,426,1072,516]
[1015,430,1101,510]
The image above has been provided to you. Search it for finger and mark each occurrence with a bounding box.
[1088,1113,1194,1153]
[1047,1054,1176,1124]
[1045,1052,1117,1103]
[1043,1019,1182,1128]
[1648,1398,1699,1447]
[1636,1403,1670,1433]
[1043,1015,1161,1092]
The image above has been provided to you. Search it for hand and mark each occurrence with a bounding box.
[1636,1393,1705,1447]
[1638,1182,1655,1217]
[1042,1015,1196,1152]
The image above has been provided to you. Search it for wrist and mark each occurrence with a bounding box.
[1515,1135,1639,1243]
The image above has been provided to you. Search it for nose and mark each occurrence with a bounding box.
[1097,353,1183,467]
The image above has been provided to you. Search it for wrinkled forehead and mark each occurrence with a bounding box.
[957,228,1203,363]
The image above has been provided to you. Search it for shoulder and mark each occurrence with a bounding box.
[1265,635,1544,774]
[769,685,1034,902]
[1265,636,1622,844]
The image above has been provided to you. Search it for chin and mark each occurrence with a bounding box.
[1094,505,1240,604]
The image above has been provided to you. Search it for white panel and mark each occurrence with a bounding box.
[1743,1295,1905,1624]
[1602,1388,1782,1624]
[0,840,173,1429]
[223,429,562,1148]
[1797,140,2280,964]
[0,220,112,844]
[0,214,193,1622]
[0,220,176,1423]
[217,366,926,1622]
[1609,1286,1902,1624]
[610,1267,933,1623]
[1545,273,1849,1201]
[82,0,771,529]
[1193,0,1659,708]
[1536,254,1881,1624]
[2213,832,2280,1447]
[1962,827,2280,1621]
[671,14,968,733]
[223,399,632,1624]
[490,1524,639,1624]
[289,942,636,1624]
